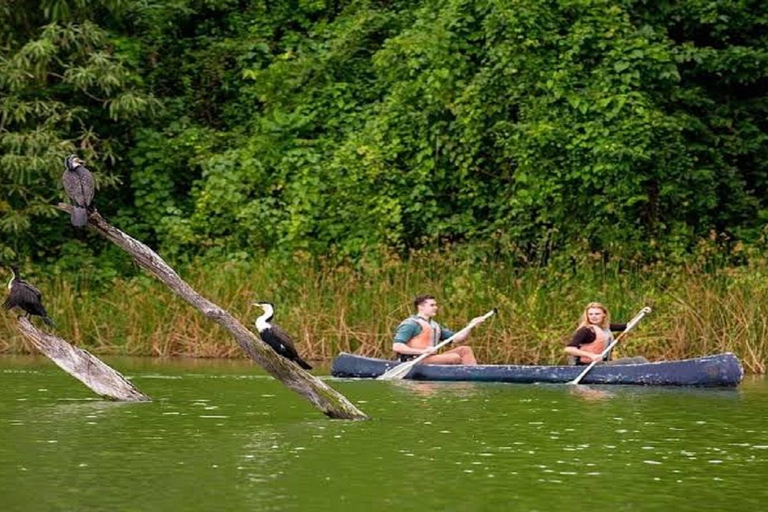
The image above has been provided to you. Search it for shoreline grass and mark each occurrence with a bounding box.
[2,252,767,373]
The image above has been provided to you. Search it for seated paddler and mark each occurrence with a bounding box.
[392,294,480,365]
[565,302,649,366]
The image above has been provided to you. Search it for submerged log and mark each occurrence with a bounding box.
[56,205,367,420]
[15,317,150,401]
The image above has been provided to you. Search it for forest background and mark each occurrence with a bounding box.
[2,0,768,372]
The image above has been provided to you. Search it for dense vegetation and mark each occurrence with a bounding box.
[2,1,768,368]
[2,251,767,373]
[3,0,768,268]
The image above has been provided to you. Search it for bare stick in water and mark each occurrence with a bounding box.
[15,317,150,401]
[55,204,367,420]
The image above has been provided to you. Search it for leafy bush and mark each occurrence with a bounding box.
[2,0,768,267]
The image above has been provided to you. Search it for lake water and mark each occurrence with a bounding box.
[1,355,767,511]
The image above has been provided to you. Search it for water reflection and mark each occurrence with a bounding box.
[48,398,141,415]
[389,380,482,398]
[1,356,767,512]
[239,427,290,503]
[605,385,742,401]
[568,385,613,401]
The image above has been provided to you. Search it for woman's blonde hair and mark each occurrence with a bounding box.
[578,302,610,329]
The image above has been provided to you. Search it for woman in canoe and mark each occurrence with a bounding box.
[565,302,649,366]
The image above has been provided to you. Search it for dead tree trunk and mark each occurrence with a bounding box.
[57,205,367,420]
[15,317,150,402]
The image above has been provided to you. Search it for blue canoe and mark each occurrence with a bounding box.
[331,352,744,387]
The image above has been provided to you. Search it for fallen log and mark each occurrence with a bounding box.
[15,317,150,402]
[56,204,367,420]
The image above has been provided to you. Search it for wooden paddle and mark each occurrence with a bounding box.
[568,306,652,385]
[377,308,497,381]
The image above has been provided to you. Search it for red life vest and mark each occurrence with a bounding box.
[579,326,608,364]
[407,317,437,350]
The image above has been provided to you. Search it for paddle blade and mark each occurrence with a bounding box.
[377,360,416,381]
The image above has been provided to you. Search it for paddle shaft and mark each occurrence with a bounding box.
[568,306,652,385]
[377,308,497,381]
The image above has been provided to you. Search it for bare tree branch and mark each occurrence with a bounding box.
[15,317,150,402]
[55,204,368,420]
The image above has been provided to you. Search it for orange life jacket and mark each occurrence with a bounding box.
[579,326,608,364]
[407,317,437,350]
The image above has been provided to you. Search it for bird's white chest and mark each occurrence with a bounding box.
[255,316,271,332]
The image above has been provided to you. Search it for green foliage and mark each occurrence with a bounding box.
[145,0,768,262]
[3,0,768,268]
[4,249,768,373]
[0,12,158,262]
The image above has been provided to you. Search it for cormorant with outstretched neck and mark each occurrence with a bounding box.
[252,301,312,370]
[62,154,95,227]
[3,265,55,327]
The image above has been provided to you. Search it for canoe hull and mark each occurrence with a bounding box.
[331,352,744,387]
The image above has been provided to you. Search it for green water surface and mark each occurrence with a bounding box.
[1,356,766,511]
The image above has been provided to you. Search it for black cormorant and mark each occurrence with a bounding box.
[3,265,55,327]
[62,154,95,227]
[252,301,312,370]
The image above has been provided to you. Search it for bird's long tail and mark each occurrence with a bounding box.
[42,315,56,328]
[71,206,88,227]
[296,357,313,371]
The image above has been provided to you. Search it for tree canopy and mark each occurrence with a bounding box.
[2,0,767,269]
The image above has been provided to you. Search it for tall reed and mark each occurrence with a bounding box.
[2,251,767,373]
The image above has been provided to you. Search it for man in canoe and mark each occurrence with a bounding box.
[392,295,483,365]
[565,302,649,365]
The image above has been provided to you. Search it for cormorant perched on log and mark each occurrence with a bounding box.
[253,301,312,370]
[3,265,55,327]
[62,154,95,227]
